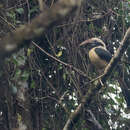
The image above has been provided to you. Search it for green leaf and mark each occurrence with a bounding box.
[31,81,36,89]
[15,8,24,14]
[21,71,29,81]
[12,58,18,65]
[107,87,117,93]
[115,96,123,104]
[42,128,47,130]
[29,6,39,14]
[56,50,62,57]
[63,73,66,80]
[27,48,33,57]
[107,98,117,105]
[15,69,21,77]
[6,11,16,19]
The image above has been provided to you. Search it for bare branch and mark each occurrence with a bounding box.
[0,0,82,62]
[63,27,130,130]
[32,41,88,77]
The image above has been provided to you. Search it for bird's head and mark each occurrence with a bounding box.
[79,38,106,50]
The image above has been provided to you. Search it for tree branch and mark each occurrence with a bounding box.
[63,27,130,130]
[0,0,82,62]
[32,41,88,77]
[85,110,103,130]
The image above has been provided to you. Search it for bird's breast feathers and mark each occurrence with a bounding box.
[89,47,112,69]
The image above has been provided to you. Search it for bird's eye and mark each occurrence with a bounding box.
[93,40,97,43]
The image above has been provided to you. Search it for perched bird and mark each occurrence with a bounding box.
[79,38,130,108]
[79,37,112,70]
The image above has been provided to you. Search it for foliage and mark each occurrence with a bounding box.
[0,0,129,130]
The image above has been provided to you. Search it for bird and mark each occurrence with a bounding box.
[79,37,112,70]
[79,38,130,108]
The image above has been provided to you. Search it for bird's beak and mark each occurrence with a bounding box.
[79,39,91,47]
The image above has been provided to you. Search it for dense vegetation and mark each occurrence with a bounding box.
[0,0,130,130]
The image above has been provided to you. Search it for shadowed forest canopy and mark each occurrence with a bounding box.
[0,0,130,130]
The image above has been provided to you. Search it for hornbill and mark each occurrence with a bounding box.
[79,38,112,70]
[79,38,130,108]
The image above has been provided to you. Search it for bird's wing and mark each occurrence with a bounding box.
[94,48,112,62]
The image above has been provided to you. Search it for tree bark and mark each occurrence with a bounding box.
[0,0,81,63]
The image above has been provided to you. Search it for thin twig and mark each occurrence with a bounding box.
[56,9,116,28]
[87,73,105,84]
[32,41,88,78]
[63,27,130,130]
[0,16,15,29]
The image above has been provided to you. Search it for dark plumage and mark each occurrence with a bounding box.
[94,48,112,62]
[80,38,130,108]
[79,38,111,69]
